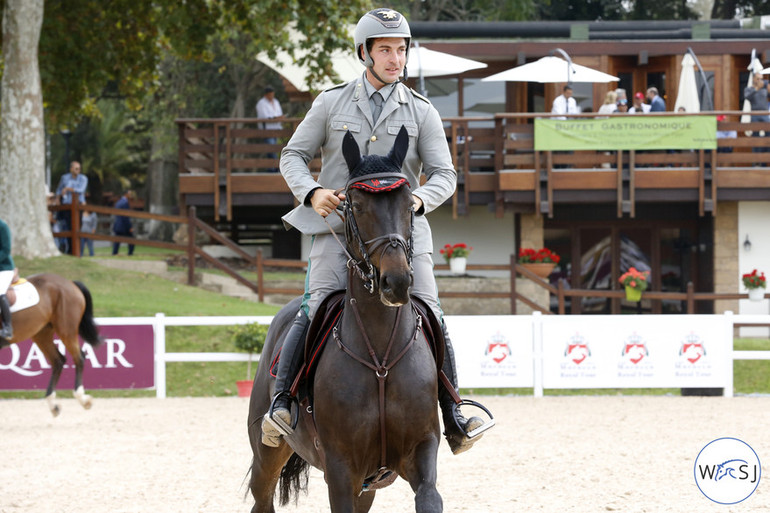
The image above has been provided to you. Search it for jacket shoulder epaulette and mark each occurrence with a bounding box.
[409,87,430,104]
[322,81,349,93]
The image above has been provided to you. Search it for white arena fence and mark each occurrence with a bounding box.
[2,312,769,397]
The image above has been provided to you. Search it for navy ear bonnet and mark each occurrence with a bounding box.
[342,125,411,193]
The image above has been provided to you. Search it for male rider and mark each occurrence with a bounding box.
[262,8,490,455]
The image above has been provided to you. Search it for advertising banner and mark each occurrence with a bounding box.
[541,315,729,389]
[0,324,155,390]
[447,315,534,388]
[534,116,717,151]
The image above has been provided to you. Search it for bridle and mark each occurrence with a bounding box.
[326,171,414,294]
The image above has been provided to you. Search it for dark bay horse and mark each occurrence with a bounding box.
[2,273,102,416]
[247,127,444,512]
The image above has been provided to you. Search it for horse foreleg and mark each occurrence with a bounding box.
[71,348,93,410]
[324,457,360,513]
[404,439,442,513]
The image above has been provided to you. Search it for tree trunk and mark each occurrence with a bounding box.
[147,153,179,241]
[0,0,59,258]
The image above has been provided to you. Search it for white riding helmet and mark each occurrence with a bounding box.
[353,8,411,67]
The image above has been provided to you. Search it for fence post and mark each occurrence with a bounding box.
[257,249,264,303]
[532,311,543,398]
[724,310,734,398]
[510,254,517,315]
[687,281,695,313]
[154,313,167,399]
[187,206,196,286]
[558,279,566,315]
[71,200,81,257]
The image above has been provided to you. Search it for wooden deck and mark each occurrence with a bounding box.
[176,112,770,221]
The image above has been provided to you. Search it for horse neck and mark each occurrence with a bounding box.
[344,278,411,350]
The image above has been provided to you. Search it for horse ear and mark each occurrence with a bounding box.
[388,125,409,169]
[342,131,362,173]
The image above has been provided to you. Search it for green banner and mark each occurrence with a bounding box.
[534,116,717,151]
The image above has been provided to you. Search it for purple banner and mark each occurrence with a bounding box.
[0,324,154,390]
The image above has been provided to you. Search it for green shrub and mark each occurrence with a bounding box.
[232,323,268,380]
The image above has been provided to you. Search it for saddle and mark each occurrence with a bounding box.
[273,291,446,399]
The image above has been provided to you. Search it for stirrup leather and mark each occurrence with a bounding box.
[450,399,496,438]
[265,392,299,436]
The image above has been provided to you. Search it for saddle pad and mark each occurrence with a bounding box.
[10,281,40,313]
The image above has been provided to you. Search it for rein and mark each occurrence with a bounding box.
[333,271,423,472]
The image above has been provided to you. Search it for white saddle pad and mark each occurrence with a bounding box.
[10,281,40,313]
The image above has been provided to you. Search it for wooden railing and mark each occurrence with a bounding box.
[53,204,761,315]
[176,111,770,221]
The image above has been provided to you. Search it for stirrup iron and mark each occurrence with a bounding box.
[452,399,496,438]
[265,392,299,436]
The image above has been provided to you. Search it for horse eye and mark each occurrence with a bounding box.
[352,202,363,213]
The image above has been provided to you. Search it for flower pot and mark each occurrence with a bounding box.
[449,257,467,275]
[625,286,642,302]
[520,262,555,279]
[236,379,253,397]
[748,288,765,302]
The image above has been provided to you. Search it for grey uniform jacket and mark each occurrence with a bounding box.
[280,76,456,256]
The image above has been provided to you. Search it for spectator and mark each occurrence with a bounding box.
[80,206,98,257]
[112,190,135,256]
[55,160,88,254]
[256,86,284,172]
[629,92,651,114]
[597,91,618,115]
[616,98,629,113]
[615,88,627,104]
[743,72,770,153]
[551,85,579,120]
[647,86,666,112]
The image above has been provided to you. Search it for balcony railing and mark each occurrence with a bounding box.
[176,111,770,221]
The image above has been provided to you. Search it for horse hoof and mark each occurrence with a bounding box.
[81,396,93,410]
[50,405,61,417]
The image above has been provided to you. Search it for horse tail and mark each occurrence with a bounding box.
[278,452,309,506]
[73,281,103,349]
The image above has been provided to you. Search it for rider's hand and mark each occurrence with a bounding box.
[412,195,424,214]
[310,188,345,217]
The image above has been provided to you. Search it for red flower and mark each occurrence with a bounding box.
[518,247,560,264]
[441,243,473,263]
[742,269,767,290]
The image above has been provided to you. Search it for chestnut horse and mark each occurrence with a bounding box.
[248,127,444,512]
[2,273,102,416]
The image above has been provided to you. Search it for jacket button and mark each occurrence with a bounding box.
[371,135,377,142]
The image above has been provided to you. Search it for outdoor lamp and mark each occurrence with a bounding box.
[744,234,752,252]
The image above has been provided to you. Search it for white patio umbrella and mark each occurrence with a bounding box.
[482,55,618,84]
[674,53,700,113]
[258,37,487,93]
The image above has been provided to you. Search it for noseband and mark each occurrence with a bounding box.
[327,172,414,294]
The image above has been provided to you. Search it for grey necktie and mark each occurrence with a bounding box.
[371,92,383,124]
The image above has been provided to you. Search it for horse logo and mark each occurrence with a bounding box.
[679,333,706,364]
[564,334,590,365]
[484,332,511,364]
[621,334,648,364]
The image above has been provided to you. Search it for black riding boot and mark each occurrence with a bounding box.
[261,309,310,447]
[0,294,13,343]
[439,322,484,455]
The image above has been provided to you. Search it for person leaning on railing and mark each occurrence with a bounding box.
[744,73,770,153]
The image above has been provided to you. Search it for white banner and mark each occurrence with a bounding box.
[446,315,534,388]
[541,315,730,389]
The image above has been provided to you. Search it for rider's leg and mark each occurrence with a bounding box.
[412,253,485,455]
[262,235,348,446]
[0,271,13,343]
[0,294,13,342]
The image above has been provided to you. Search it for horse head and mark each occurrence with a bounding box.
[341,125,414,306]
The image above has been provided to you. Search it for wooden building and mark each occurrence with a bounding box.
[177,19,770,315]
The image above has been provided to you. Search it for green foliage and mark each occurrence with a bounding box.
[232,322,268,354]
